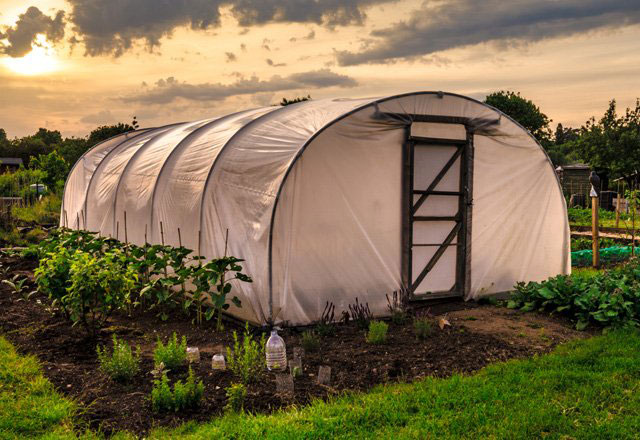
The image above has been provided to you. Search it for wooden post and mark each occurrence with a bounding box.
[592,195,599,268]
[615,181,621,228]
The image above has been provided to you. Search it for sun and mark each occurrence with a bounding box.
[3,35,60,75]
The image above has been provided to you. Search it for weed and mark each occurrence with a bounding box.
[225,383,247,413]
[97,334,141,383]
[154,332,187,371]
[366,321,388,344]
[226,323,266,384]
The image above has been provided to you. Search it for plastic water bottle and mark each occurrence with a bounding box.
[266,329,287,371]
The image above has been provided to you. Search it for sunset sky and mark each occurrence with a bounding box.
[1,0,639,138]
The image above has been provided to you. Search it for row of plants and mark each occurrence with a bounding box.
[26,228,252,336]
[570,236,617,252]
[509,258,640,330]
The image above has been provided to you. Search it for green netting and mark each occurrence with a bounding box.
[571,246,640,267]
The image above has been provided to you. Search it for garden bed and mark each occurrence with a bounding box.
[0,253,585,437]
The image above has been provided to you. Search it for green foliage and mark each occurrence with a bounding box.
[97,335,141,383]
[13,194,61,225]
[154,332,187,371]
[301,330,320,352]
[571,237,617,252]
[414,317,433,340]
[224,383,247,413]
[29,150,69,191]
[151,367,204,413]
[567,207,617,225]
[87,121,135,146]
[366,321,388,344]
[484,90,552,144]
[0,167,46,197]
[66,249,137,335]
[34,244,74,317]
[226,323,266,384]
[575,99,640,181]
[509,259,640,330]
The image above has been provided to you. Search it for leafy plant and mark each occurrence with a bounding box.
[224,383,247,413]
[366,321,388,344]
[414,317,433,340]
[2,275,36,302]
[349,298,373,330]
[34,244,74,317]
[301,330,320,352]
[509,258,640,330]
[151,367,204,413]
[96,335,141,383]
[226,323,266,384]
[154,332,187,371]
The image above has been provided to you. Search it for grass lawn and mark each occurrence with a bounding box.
[3,330,640,439]
[0,336,77,440]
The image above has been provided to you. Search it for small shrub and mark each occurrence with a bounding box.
[151,372,173,412]
[301,330,320,352]
[154,332,187,370]
[414,317,433,340]
[97,335,141,383]
[226,323,265,384]
[224,383,247,413]
[386,290,409,325]
[366,321,388,344]
[152,367,204,413]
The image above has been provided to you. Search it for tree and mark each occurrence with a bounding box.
[575,99,640,186]
[55,137,89,167]
[87,120,136,145]
[280,95,311,106]
[484,91,552,144]
[554,123,579,145]
[30,150,69,192]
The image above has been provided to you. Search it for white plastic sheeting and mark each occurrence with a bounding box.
[62,92,570,325]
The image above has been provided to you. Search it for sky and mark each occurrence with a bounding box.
[1,0,639,138]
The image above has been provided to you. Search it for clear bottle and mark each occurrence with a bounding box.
[266,328,287,371]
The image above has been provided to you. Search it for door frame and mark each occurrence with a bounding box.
[399,115,475,300]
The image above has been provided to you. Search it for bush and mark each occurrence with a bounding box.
[151,367,204,413]
[509,258,640,330]
[224,383,247,413]
[414,317,433,340]
[301,330,320,352]
[366,321,388,344]
[34,244,73,317]
[154,332,187,371]
[97,335,141,383]
[226,323,265,384]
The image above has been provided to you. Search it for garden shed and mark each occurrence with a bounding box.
[61,92,570,325]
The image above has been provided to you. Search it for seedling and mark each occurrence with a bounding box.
[97,334,141,383]
[366,320,388,344]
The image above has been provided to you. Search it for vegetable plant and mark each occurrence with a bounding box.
[366,321,388,344]
[96,335,141,383]
[226,323,266,384]
[154,332,187,371]
[224,383,247,413]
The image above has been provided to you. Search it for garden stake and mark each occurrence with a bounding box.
[116,221,119,241]
[177,227,187,304]
[592,192,599,268]
[616,181,621,228]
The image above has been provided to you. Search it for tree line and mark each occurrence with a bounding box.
[484,91,640,186]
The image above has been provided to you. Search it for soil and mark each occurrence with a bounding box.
[0,254,587,438]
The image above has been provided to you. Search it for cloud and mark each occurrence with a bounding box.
[290,29,316,42]
[123,69,358,105]
[225,51,237,62]
[0,6,65,57]
[336,0,640,65]
[266,58,286,67]
[80,109,117,124]
[52,0,390,57]
[67,0,223,57]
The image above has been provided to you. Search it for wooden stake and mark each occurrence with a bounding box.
[592,196,599,268]
[116,221,119,241]
[77,213,80,230]
[124,211,128,245]
[615,181,621,228]
[177,228,182,248]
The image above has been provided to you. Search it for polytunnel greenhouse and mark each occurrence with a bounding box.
[61,92,570,325]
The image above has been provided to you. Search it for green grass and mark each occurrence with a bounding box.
[0,336,76,439]
[3,330,640,439]
[150,330,640,439]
